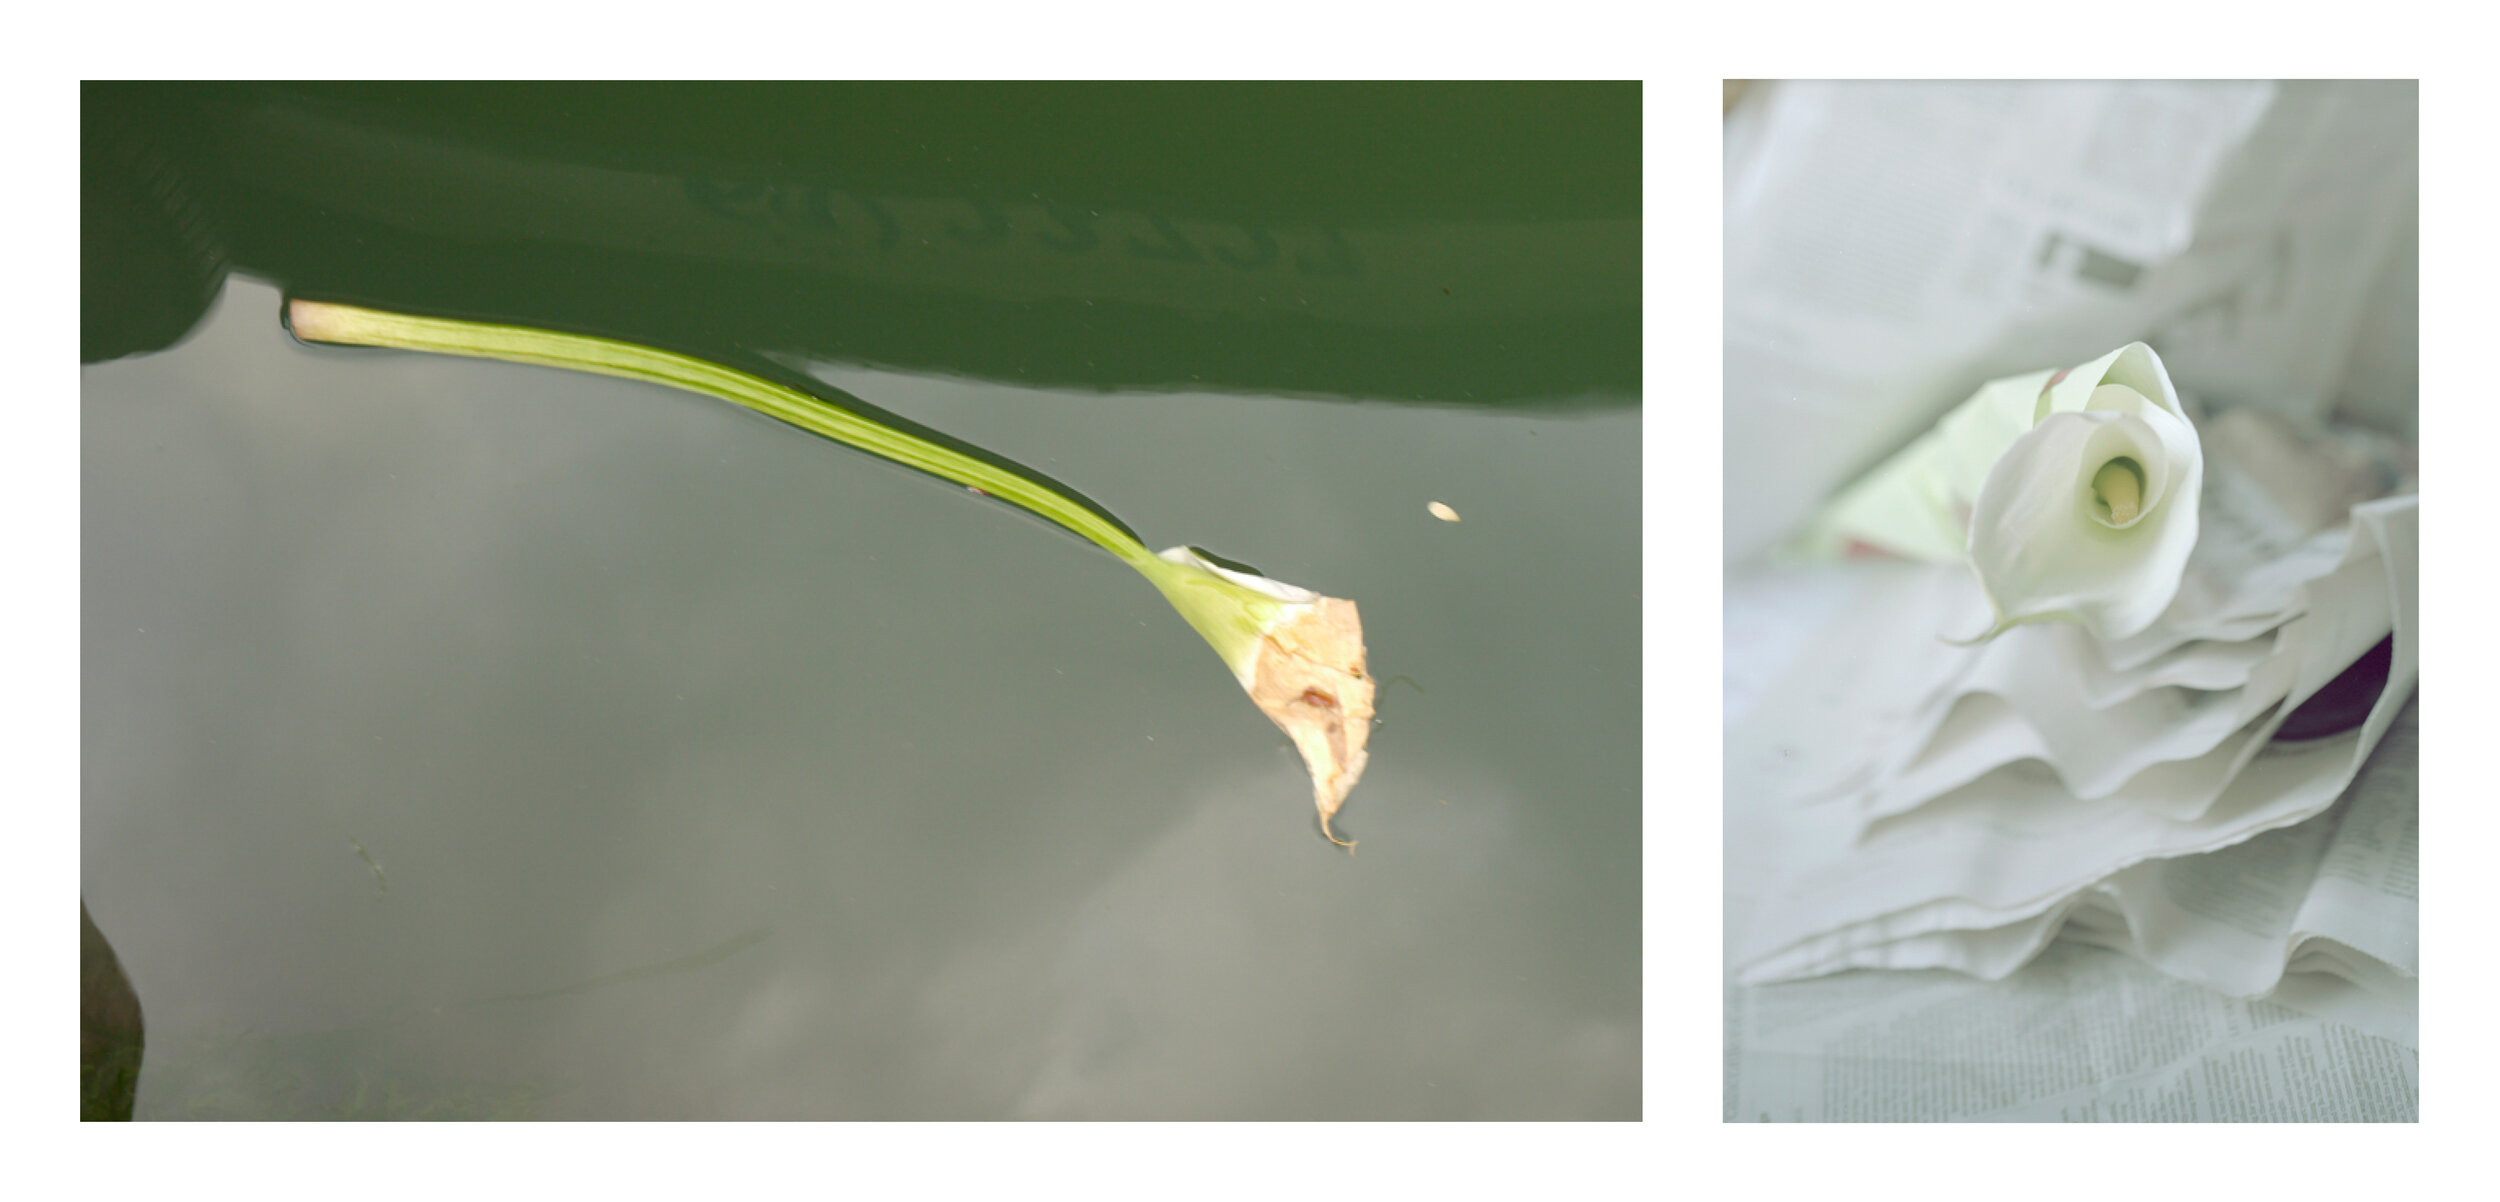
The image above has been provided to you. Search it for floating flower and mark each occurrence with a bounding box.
[288,299,1374,848]
[1149,548,1374,846]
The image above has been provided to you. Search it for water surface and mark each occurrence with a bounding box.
[83,276,1639,1119]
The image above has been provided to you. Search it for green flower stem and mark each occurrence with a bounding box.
[285,299,1294,679]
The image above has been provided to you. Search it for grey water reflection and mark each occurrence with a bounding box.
[84,277,1638,1119]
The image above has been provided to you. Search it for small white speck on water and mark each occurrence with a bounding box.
[1428,501,1461,522]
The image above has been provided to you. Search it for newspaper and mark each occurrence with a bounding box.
[1725,568,2420,1119]
[1840,513,2392,826]
[2064,698,2418,1047]
[1725,80,2417,562]
[1724,940,2417,1121]
[1729,494,2413,989]
[1775,458,2376,829]
[1721,78,2417,1121]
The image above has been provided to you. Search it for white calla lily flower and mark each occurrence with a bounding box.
[1801,342,2202,644]
[1963,374,2202,641]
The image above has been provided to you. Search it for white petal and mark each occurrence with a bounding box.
[1966,387,2203,641]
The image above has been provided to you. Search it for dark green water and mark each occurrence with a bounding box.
[81,83,1639,1119]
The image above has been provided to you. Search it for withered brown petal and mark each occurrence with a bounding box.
[1247,597,1375,847]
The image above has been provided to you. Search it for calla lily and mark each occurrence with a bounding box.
[287,299,1373,846]
[1962,350,2201,642]
[1801,342,2201,644]
[1148,548,1373,844]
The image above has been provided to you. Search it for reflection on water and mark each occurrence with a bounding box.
[983,765,1634,1120]
[84,276,1638,1119]
[461,927,771,1008]
[84,82,1638,408]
